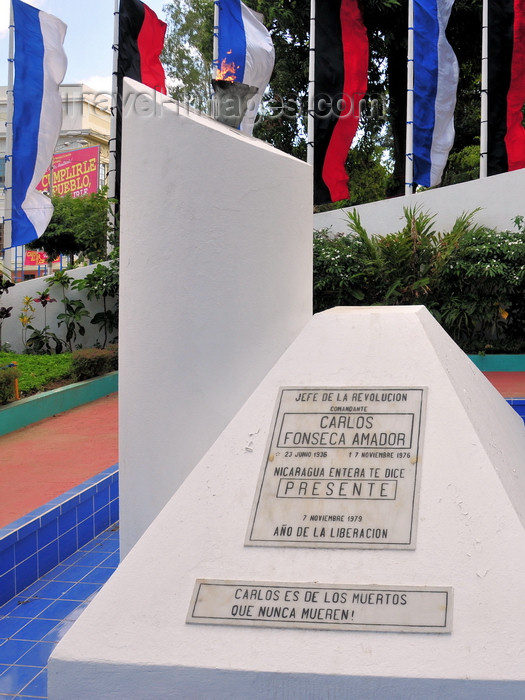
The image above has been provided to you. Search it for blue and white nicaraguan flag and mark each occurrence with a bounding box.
[412,0,458,187]
[217,0,275,134]
[11,0,67,247]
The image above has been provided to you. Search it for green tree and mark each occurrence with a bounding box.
[162,0,215,112]
[26,188,116,264]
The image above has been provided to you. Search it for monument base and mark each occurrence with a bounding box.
[49,307,525,698]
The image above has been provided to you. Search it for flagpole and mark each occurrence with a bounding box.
[107,0,120,253]
[3,1,14,255]
[405,0,414,195]
[213,1,219,73]
[307,0,315,167]
[480,0,488,178]
[109,0,119,205]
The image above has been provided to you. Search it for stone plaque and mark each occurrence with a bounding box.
[187,580,452,633]
[246,387,426,549]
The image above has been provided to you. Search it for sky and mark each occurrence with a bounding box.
[0,0,169,91]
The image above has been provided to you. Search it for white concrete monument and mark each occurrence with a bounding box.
[49,306,525,699]
[117,80,312,556]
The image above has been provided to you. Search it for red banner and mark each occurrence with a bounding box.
[37,145,100,198]
[24,251,60,266]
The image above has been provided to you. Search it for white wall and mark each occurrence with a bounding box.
[313,169,525,236]
[118,80,312,556]
[0,263,116,353]
[49,307,525,698]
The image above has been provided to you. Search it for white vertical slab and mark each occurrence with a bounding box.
[118,80,312,556]
[50,307,525,699]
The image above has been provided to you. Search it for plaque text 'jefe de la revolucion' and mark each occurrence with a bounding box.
[246,387,426,549]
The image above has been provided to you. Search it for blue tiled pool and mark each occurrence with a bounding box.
[0,523,119,699]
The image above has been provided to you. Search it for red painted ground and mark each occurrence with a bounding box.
[0,393,118,528]
[483,372,525,398]
[0,374,524,531]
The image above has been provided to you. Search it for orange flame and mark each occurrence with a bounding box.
[216,50,238,82]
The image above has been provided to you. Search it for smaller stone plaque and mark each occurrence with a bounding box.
[187,580,453,633]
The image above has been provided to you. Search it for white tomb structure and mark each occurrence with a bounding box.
[117,80,312,556]
[50,306,525,699]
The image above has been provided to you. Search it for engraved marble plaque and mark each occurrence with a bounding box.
[187,580,452,633]
[246,387,426,549]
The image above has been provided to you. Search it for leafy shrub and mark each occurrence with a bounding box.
[313,208,525,354]
[0,364,19,404]
[436,217,525,352]
[72,345,118,382]
[0,352,73,395]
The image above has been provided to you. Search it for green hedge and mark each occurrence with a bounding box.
[72,345,118,381]
[0,364,19,404]
[313,208,525,354]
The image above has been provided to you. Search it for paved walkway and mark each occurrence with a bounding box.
[0,373,524,531]
[484,371,525,398]
[0,394,118,529]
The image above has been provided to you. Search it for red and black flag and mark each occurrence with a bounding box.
[313,0,368,205]
[118,0,167,95]
[488,0,525,174]
[114,0,167,204]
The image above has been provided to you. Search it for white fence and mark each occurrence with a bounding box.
[0,263,117,353]
[313,169,525,237]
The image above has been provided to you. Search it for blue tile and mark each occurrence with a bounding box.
[17,641,55,668]
[15,520,39,542]
[58,530,77,562]
[0,616,31,639]
[14,579,47,599]
[91,533,119,554]
[61,582,101,601]
[110,498,119,524]
[103,552,120,568]
[20,666,47,697]
[15,555,38,593]
[61,549,91,566]
[0,639,35,664]
[73,550,111,568]
[0,595,24,615]
[52,565,92,583]
[37,520,58,550]
[41,564,68,582]
[12,618,61,641]
[77,495,94,521]
[94,488,109,510]
[42,619,73,643]
[81,567,115,585]
[14,533,37,566]
[10,579,44,599]
[0,530,18,548]
[60,493,80,511]
[110,479,119,500]
[36,598,80,621]
[0,543,14,575]
[40,505,60,527]
[0,664,41,695]
[94,505,110,535]
[5,597,52,619]
[81,483,97,498]
[77,516,94,548]
[35,580,74,600]
[0,569,16,608]
[38,540,59,578]
[57,507,76,536]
